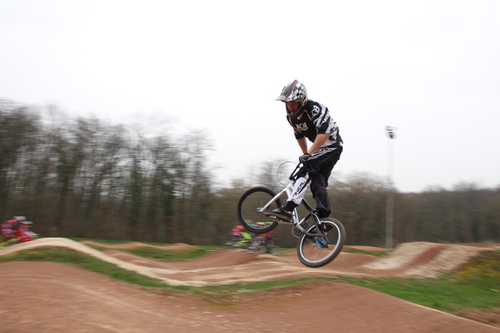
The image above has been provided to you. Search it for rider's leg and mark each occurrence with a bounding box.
[285,173,310,209]
[242,232,252,242]
[310,147,342,218]
[310,174,330,218]
[265,169,310,222]
[265,147,341,222]
[233,236,246,247]
[234,232,252,247]
[284,154,332,213]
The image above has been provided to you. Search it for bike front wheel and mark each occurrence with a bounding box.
[297,217,346,268]
[237,187,281,233]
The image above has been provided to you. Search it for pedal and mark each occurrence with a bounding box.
[267,215,293,224]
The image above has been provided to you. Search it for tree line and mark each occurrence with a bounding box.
[1,100,499,248]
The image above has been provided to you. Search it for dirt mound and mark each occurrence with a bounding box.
[1,262,498,333]
[361,242,499,278]
[0,238,201,286]
[329,252,379,268]
[1,238,498,285]
[344,245,388,251]
[276,247,378,268]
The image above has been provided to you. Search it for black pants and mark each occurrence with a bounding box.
[290,146,342,218]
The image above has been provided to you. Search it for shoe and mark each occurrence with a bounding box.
[265,207,293,223]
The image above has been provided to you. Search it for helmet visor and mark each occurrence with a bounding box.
[276,80,299,102]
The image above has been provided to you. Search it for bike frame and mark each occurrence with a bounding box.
[256,163,325,238]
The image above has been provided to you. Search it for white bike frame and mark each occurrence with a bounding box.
[256,178,321,236]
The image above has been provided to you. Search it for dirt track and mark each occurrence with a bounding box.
[1,238,499,332]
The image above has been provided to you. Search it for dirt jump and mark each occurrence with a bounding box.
[1,238,499,333]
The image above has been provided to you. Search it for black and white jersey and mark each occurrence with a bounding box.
[287,100,343,150]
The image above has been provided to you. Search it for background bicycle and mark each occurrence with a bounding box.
[226,225,276,254]
[237,162,345,267]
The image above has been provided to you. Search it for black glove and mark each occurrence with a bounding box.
[299,153,311,163]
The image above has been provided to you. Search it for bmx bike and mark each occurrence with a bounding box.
[237,162,346,268]
[226,231,275,254]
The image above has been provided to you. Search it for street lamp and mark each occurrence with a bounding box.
[385,126,396,250]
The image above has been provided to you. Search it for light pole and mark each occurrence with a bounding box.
[385,126,396,250]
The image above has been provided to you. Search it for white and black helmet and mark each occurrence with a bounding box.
[276,80,308,105]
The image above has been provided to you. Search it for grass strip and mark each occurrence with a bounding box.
[71,238,167,246]
[85,244,211,262]
[337,250,500,312]
[336,276,500,313]
[75,238,214,262]
[342,247,388,257]
[123,247,209,262]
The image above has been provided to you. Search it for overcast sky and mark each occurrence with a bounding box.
[1,0,499,192]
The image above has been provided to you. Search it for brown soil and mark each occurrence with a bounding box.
[1,238,499,333]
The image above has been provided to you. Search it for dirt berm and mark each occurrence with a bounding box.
[0,238,498,332]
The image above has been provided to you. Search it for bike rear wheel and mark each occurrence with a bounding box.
[237,187,281,233]
[297,217,345,267]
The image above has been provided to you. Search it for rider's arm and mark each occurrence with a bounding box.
[307,133,330,155]
[297,137,308,154]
